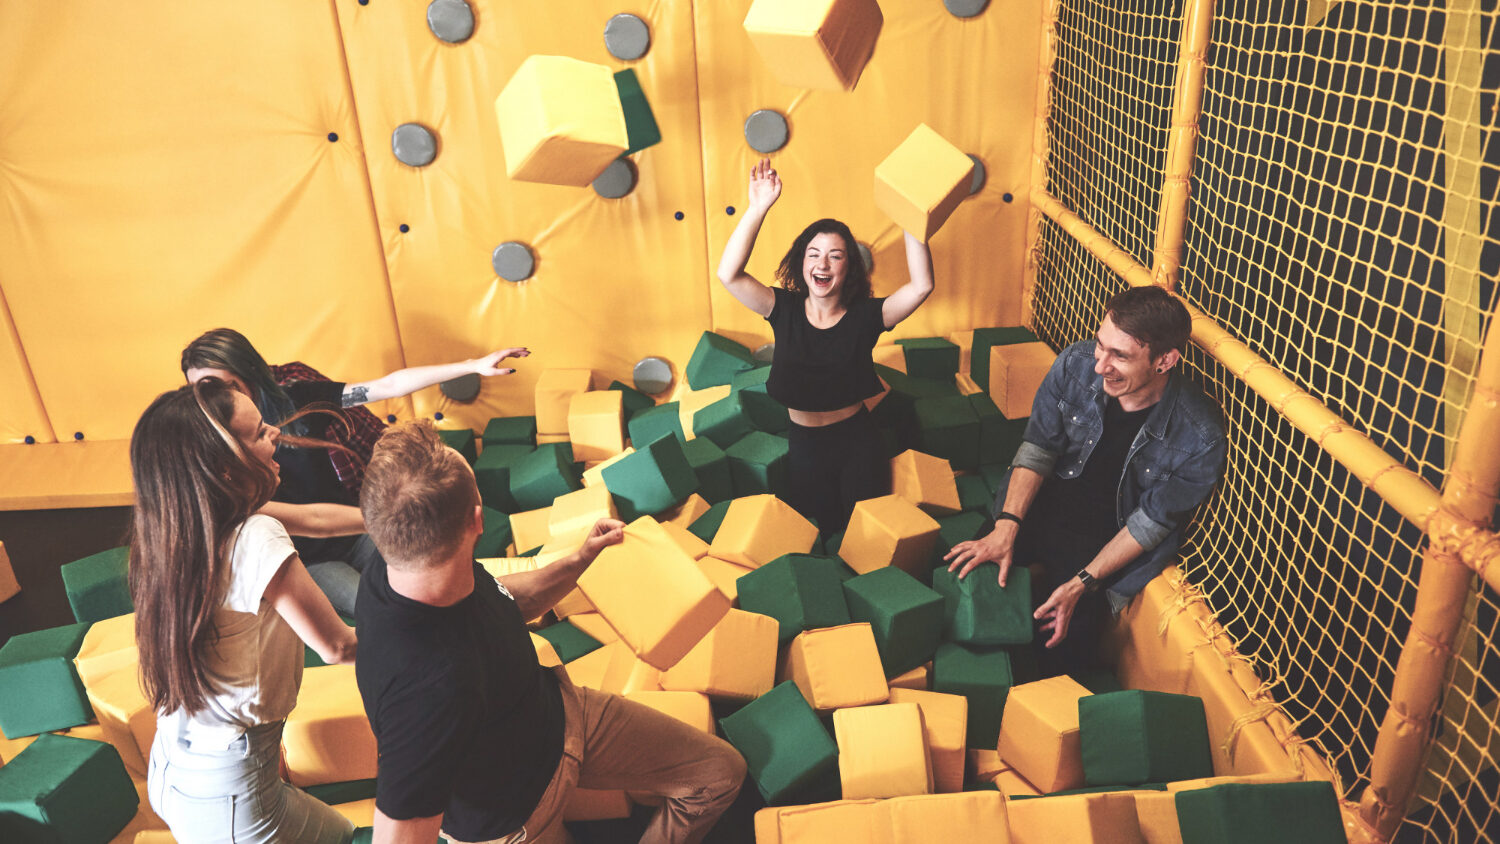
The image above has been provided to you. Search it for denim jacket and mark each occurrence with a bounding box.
[997,340,1227,612]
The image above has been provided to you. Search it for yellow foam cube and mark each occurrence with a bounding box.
[708,494,819,568]
[578,516,731,669]
[284,665,377,787]
[1165,771,1302,792]
[993,766,1043,798]
[134,831,177,844]
[563,641,615,691]
[532,632,562,668]
[624,690,715,734]
[660,609,778,700]
[1005,792,1144,844]
[564,787,634,821]
[839,494,941,576]
[73,612,137,689]
[478,556,540,580]
[696,555,752,604]
[660,519,710,560]
[871,343,906,372]
[888,663,929,691]
[330,797,376,828]
[786,623,889,711]
[754,799,882,844]
[878,791,1012,843]
[536,432,570,445]
[742,0,883,91]
[0,541,18,604]
[890,449,962,516]
[989,342,1057,420]
[568,390,626,462]
[567,611,620,644]
[1132,790,1183,844]
[495,55,628,187]
[582,447,634,487]
[889,688,968,794]
[968,748,1008,784]
[549,484,618,544]
[509,505,554,555]
[600,639,663,694]
[659,493,712,529]
[677,384,731,440]
[955,372,983,396]
[85,662,155,777]
[874,123,974,243]
[997,675,1089,793]
[552,586,595,620]
[834,702,932,799]
[534,368,594,435]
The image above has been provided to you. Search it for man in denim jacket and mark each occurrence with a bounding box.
[945,286,1225,676]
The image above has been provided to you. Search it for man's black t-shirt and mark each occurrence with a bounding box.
[273,380,359,564]
[355,558,565,841]
[765,288,890,412]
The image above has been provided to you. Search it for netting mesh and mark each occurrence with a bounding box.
[1038,1,1500,841]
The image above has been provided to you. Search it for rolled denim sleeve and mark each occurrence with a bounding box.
[1012,349,1074,477]
[1125,426,1227,551]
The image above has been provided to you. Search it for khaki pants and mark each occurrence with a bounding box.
[444,668,746,844]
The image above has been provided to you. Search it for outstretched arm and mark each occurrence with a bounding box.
[265,553,357,665]
[882,231,935,328]
[497,519,626,620]
[715,158,781,318]
[258,501,364,538]
[342,348,530,406]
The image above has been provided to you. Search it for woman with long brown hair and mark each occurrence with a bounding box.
[130,377,358,843]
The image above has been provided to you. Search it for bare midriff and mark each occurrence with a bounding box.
[788,402,864,428]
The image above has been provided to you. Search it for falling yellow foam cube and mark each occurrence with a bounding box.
[786,623,889,711]
[879,791,1012,843]
[889,688,968,794]
[839,494,941,576]
[754,799,882,844]
[495,55,629,187]
[568,390,626,462]
[624,690,716,734]
[548,485,618,544]
[284,665,377,787]
[874,124,974,243]
[890,449,962,516]
[709,494,818,568]
[997,675,1090,794]
[742,0,884,91]
[834,702,933,799]
[1005,791,1145,843]
[989,342,1056,420]
[534,368,594,435]
[660,609,778,700]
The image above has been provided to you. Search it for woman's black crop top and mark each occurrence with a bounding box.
[764,287,890,412]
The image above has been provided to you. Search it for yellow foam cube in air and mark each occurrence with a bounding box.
[73,612,137,689]
[677,384,731,440]
[754,799,882,844]
[786,623,889,711]
[0,541,18,603]
[509,505,554,555]
[624,690,715,733]
[880,791,1012,843]
[1005,791,1144,843]
[85,662,155,776]
[889,688,968,794]
[660,519,710,560]
[874,124,975,243]
[495,55,629,187]
[659,493,712,529]
[582,447,634,487]
[532,632,562,668]
[568,390,626,462]
[660,609,778,700]
[284,665,377,787]
[888,663,929,691]
[565,787,633,821]
[709,494,818,568]
[534,368,593,435]
[742,0,883,91]
[697,555,752,603]
[549,484,618,544]
[989,342,1056,420]
[600,639,663,694]
[890,449,962,516]
[577,517,730,670]
[839,494,941,576]
[567,611,620,644]
[997,675,1090,793]
[834,702,932,799]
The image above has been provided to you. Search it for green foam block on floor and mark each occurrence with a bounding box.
[613,68,661,155]
[0,734,137,843]
[687,499,732,543]
[692,392,756,449]
[0,622,93,738]
[600,434,698,521]
[1177,782,1345,844]
[970,393,1028,467]
[685,331,757,390]
[607,380,657,422]
[932,642,1013,749]
[737,554,851,646]
[59,546,132,625]
[931,563,1033,646]
[473,443,534,512]
[915,395,982,470]
[875,364,960,402]
[304,778,378,805]
[627,402,684,449]
[437,428,478,463]
[473,506,513,558]
[682,436,734,504]
[842,567,944,678]
[536,620,603,663]
[955,475,995,513]
[482,415,537,447]
[732,366,790,434]
[725,431,788,496]
[1080,690,1214,787]
[509,443,583,512]
[896,337,961,381]
[970,326,1039,393]
[930,511,989,566]
[719,681,839,806]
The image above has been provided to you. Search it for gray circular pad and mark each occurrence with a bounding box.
[633,356,674,394]
[427,0,476,43]
[744,110,789,154]
[492,242,536,282]
[753,343,776,364]
[857,242,874,274]
[392,123,438,167]
[944,0,990,18]
[592,159,638,199]
[440,373,481,402]
[604,14,651,61]
[966,154,987,195]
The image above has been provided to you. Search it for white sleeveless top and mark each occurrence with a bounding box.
[158,515,304,750]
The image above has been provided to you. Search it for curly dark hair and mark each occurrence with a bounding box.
[774,218,871,308]
[1105,286,1192,358]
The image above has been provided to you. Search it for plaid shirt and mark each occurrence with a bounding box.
[271,362,388,498]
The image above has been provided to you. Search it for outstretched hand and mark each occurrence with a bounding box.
[578,518,626,565]
[471,348,530,377]
[1034,579,1084,649]
[747,157,782,212]
[943,523,1017,585]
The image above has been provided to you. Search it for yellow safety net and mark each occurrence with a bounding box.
[1033,1,1500,841]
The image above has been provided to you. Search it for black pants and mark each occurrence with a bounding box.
[785,407,889,536]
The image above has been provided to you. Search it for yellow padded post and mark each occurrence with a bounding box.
[754,799,882,844]
[568,390,626,463]
[889,688,968,794]
[578,516,730,670]
[548,485,618,545]
[532,632,562,668]
[84,661,154,777]
[708,494,818,568]
[988,342,1056,420]
[623,690,715,734]
[494,55,629,187]
[284,665,377,787]
[840,494,941,576]
[888,663,929,691]
[786,623,889,711]
[0,541,18,604]
[833,702,933,799]
[878,791,1012,843]
[997,675,1090,794]
[534,369,593,435]
[660,519,710,560]
[741,0,883,91]
[659,493,712,529]
[660,609,778,700]
[1004,792,1145,843]
[696,555,752,603]
[890,449,962,516]
[566,611,619,644]
[73,612,136,689]
[582,447,634,487]
[874,124,975,243]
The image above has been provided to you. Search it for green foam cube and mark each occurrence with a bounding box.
[627,402,684,448]
[437,428,478,463]
[841,567,944,678]
[725,431,788,496]
[932,563,1033,646]
[932,642,1013,749]
[719,681,839,805]
[736,554,851,646]
[473,506,513,558]
[915,395,982,470]
[970,394,1027,467]
[682,437,734,504]
[731,366,789,434]
[970,326,1039,393]
[613,68,661,155]
[692,393,756,448]
[896,337,960,380]
[687,499,732,543]
[874,364,960,401]
[1176,782,1345,844]
[473,443,534,512]
[59,547,132,624]
[607,380,656,422]
[535,620,603,663]
[0,734,137,843]
[600,434,698,521]
[508,443,583,512]
[931,511,989,566]
[685,332,756,390]
[1079,690,1214,786]
[0,623,93,738]
[955,475,995,513]
[482,415,537,446]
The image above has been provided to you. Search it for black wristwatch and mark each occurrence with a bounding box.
[1075,568,1100,593]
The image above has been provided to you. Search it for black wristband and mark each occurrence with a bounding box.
[996,511,1023,526]
[1076,568,1100,592]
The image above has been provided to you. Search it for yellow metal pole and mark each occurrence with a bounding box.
[1021,0,1060,330]
[1150,0,1215,292]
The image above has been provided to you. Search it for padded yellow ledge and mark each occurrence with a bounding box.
[888,688,968,794]
[873,124,974,243]
[284,665,377,787]
[754,799,881,844]
[997,675,1090,794]
[840,494,941,576]
[890,449,962,517]
[834,702,932,799]
[0,440,133,511]
[494,55,628,187]
[786,623,889,712]
[660,609,778,700]
[1005,791,1144,843]
[568,390,626,463]
[534,369,594,435]
[880,791,1011,843]
[989,342,1056,421]
[709,494,818,568]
